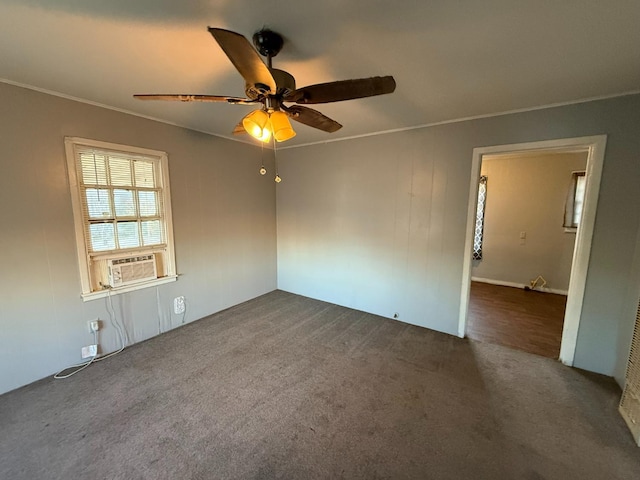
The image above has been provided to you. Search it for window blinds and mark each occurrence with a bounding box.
[76,147,164,253]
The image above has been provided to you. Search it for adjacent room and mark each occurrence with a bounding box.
[467,150,588,358]
[2,2,640,478]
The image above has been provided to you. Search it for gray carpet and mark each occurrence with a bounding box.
[1,290,638,479]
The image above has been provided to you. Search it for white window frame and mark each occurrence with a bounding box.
[564,170,586,233]
[65,137,177,301]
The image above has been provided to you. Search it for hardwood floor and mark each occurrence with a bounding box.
[466,281,567,359]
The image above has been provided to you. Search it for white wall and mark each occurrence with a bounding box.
[471,152,588,292]
[0,82,277,395]
[276,94,640,383]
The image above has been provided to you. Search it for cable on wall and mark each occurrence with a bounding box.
[53,288,128,380]
[180,300,187,325]
[53,330,99,379]
[156,287,164,333]
[97,288,127,361]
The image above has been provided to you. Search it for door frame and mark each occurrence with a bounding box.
[458,135,607,365]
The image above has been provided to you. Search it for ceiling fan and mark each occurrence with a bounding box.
[134,27,396,143]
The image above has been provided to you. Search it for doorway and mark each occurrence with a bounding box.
[467,150,587,358]
[459,136,607,365]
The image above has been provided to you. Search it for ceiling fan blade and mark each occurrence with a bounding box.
[284,105,342,133]
[232,121,246,135]
[284,76,396,104]
[208,27,277,96]
[134,94,257,105]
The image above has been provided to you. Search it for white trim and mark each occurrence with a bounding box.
[158,151,177,280]
[459,151,483,337]
[81,275,178,302]
[64,137,178,296]
[561,136,606,365]
[459,135,607,366]
[64,138,92,293]
[3,78,637,151]
[1,78,258,147]
[471,277,568,296]
[278,92,637,150]
[66,136,172,159]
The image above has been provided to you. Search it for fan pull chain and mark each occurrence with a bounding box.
[259,142,266,175]
[273,136,282,183]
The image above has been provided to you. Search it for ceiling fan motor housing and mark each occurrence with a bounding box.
[244,69,296,100]
[252,29,284,58]
[271,69,296,96]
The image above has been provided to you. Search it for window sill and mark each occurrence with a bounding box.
[81,275,178,302]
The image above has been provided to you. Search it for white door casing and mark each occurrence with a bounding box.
[459,135,607,366]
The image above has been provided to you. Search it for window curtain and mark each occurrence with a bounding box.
[473,176,488,260]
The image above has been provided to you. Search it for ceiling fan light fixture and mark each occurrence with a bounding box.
[270,111,296,142]
[136,28,396,143]
[242,109,271,142]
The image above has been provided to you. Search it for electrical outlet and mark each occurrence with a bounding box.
[88,320,100,333]
[174,296,185,314]
[81,344,98,359]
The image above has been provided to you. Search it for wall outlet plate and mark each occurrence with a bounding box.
[174,296,185,315]
[88,320,100,333]
[81,344,98,359]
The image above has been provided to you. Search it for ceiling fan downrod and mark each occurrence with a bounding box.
[252,29,284,68]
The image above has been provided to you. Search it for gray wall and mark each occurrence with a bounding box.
[472,152,587,292]
[276,94,640,383]
[3,81,640,394]
[0,83,277,395]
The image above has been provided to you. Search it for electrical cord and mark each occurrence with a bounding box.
[94,287,127,362]
[180,300,187,324]
[53,330,98,379]
[156,287,163,333]
[53,288,128,380]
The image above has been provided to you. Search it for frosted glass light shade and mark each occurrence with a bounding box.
[242,109,271,142]
[270,111,296,142]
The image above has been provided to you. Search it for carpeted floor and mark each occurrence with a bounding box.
[1,290,638,479]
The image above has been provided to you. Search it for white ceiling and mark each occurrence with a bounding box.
[1,1,639,147]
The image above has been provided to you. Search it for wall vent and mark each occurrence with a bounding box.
[107,254,157,288]
[620,297,640,447]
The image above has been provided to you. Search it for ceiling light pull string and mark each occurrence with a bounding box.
[259,142,267,175]
[273,136,282,183]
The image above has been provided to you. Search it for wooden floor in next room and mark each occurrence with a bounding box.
[466,281,567,359]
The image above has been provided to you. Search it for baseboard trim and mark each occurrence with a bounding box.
[471,277,568,296]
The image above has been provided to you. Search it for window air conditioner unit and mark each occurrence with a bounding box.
[108,254,157,287]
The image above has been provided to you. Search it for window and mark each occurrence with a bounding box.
[564,171,586,230]
[473,176,488,260]
[65,137,176,299]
